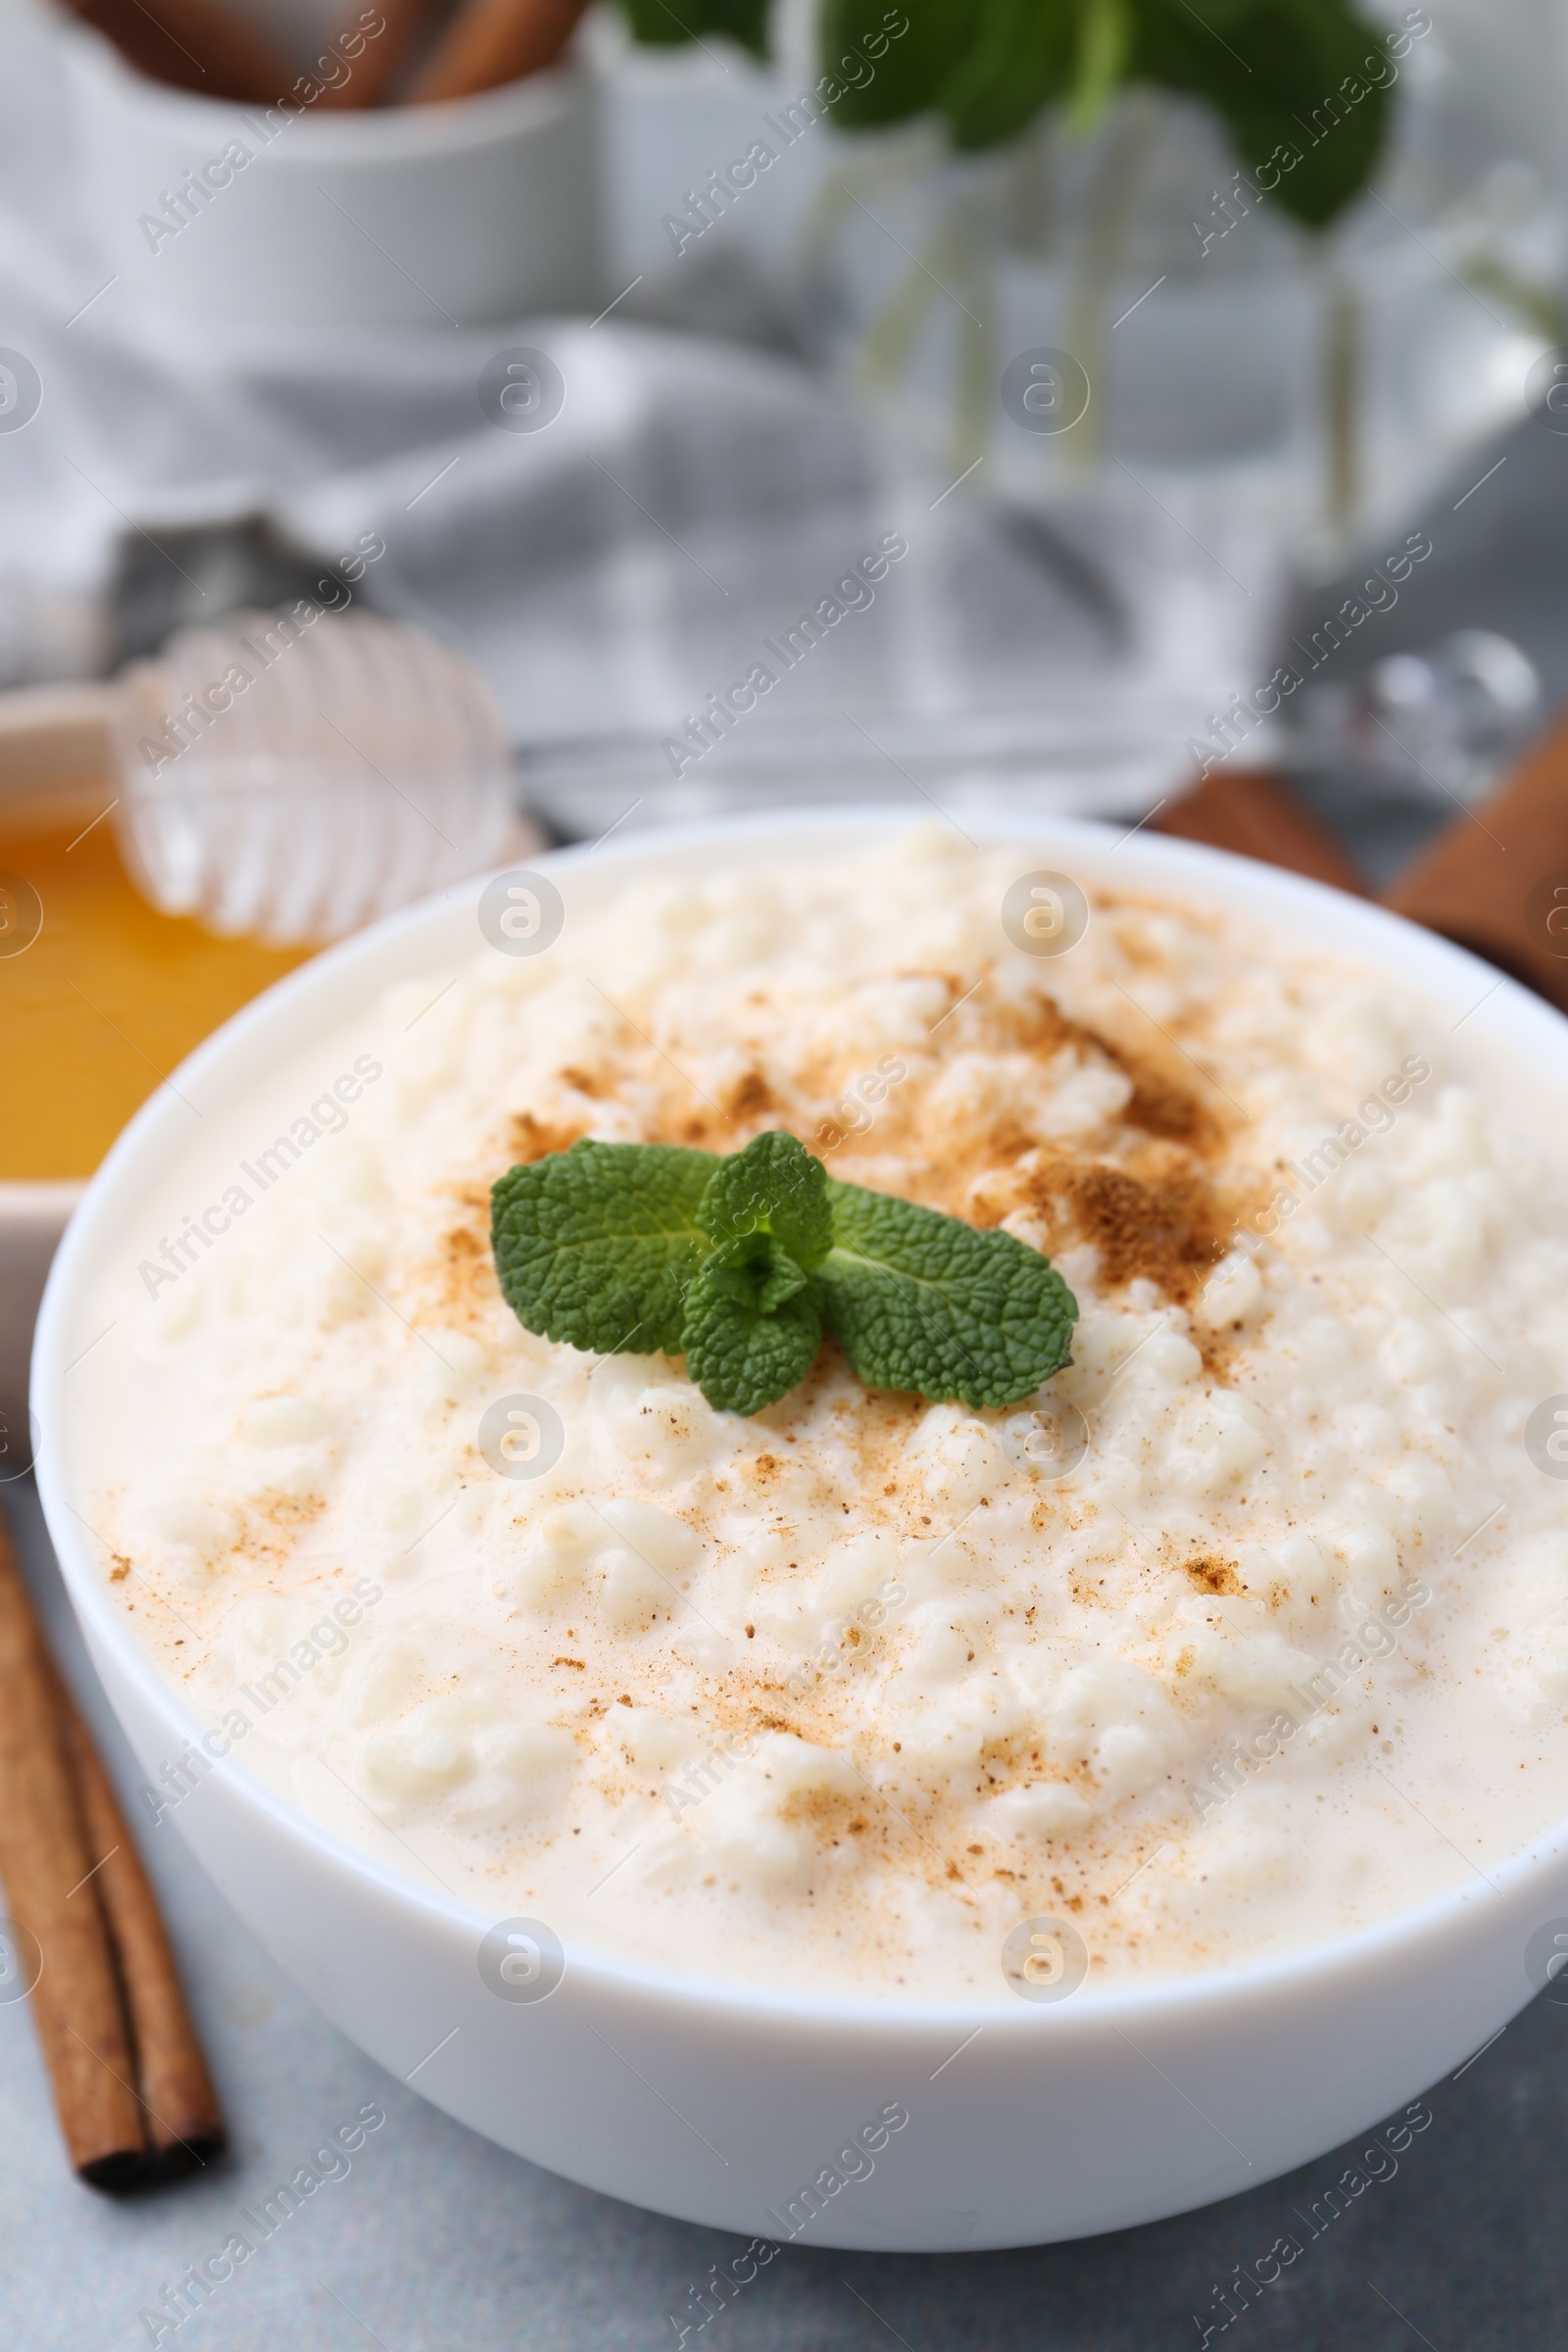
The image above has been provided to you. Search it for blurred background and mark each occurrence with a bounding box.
[1,0,1565,870]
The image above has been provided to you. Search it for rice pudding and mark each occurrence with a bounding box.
[67,827,1568,1999]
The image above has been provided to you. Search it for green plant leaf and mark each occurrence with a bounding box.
[808,0,1390,225]
[816,0,977,130]
[1131,0,1394,229]
[490,1140,714,1357]
[696,1128,833,1267]
[681,1235,824,1413]
[817,1176,1077,1410]
[615,0,772,58]
[492,1135,1080,1419]
[936,0,1080,152]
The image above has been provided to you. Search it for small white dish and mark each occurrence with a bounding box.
[58,18,601,332]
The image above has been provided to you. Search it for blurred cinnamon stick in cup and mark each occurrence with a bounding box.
[1385,707,1568,1013]
[315,0,431,108]
[0,1507,223,2186]
[407,0,589,102]
[57,0,294,104]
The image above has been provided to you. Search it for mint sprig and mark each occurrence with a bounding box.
[491,1130,1077,1417]
[821,0,1394,224]
[617,0,1394,232]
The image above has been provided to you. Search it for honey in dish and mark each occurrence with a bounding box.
[0,814,310,1181]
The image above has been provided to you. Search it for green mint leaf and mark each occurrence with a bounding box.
[1132,0,1393,230]
[681,1235,824,1414]
[817,0,977,130]
[817,1177,1077,1409]
[616,0,769,59]
[696,1129,833,1268]
[937,0,1079,152]
[491,1140,714,1357]
[492,1134,1078,1419]
[816,0,1387,226]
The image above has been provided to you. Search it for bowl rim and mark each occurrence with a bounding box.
[33,803,1568,2034]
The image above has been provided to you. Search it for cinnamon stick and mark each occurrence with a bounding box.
[0,1514,146,2186]
[314,0,431,108]
[57,0,295,104]
[407,0,589,103]
[53,1677,224,2173]
[1385,707,1568,1015]
[1155,767,1366,896]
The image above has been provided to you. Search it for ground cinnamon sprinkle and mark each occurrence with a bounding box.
[1185,1555,1247,1595]
[1018,1153,1226,1303]
[1117,1061,1215,1146]
[724,1068,775,1119]
[996,980,1223,1152]
[508,1110,586,1162]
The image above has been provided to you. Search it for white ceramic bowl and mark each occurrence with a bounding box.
[58,19,601,332]
[32,809,1568,2250]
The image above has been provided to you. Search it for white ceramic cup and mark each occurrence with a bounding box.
[57,18,601,332]
[32,809,1568,2250]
